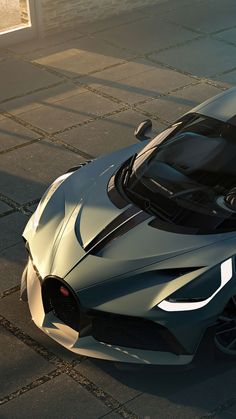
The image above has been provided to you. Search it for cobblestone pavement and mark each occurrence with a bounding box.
[1,0,236,418]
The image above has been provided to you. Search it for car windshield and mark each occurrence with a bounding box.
[122,114,236,234]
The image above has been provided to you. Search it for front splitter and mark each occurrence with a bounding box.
[25,258,193,365]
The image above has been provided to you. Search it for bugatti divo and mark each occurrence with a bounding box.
[21,87,236,364]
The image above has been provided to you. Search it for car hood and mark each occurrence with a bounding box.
[24,144,236,282]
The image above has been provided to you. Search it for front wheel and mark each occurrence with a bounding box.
[214,295,236,357]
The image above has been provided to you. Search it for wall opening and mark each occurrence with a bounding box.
[0,0,36,46]
[0,0,31,34]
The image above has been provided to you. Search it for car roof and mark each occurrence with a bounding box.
[186,87,236,126]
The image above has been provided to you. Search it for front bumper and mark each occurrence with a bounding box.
[23,258,194,365]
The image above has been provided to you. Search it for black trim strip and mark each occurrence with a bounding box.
[107,173,129,209]
[90,210,150,255]
[84,205,141,252]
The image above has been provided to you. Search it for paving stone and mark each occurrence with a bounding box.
[125,393,207,418]
[215,27,236,46]
[214,411,236,418]
[0,58,62,102]
[0,117,40,152]
[0,200,11,214]
[124,364,236,419]
[0,140,85,203]
[0,242,27,293]
[0,212,28,252]
[75,359,140,403]
[138,83,223,123]
[0,325,54,399]
[0,374,110,418]
[0,50,12,62]
[153,38,236,78]
[57,109,167,157]
[96,16,198,54]
[17,91,120,133]
[227,404,236,416]
[26,201,39,214]
[31,37,134,78]
[215,70,236,87]
[8,31,85,55]
[0,292,81,362]
[79,59,194,105]
[2,82,86,116]
[101,412,123,419]
[166,0,236,34]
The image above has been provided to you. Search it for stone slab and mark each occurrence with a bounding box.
[0,140,85,203]
[0,374,110,418]
[215,412,236,419]
[166,0,236,34]
[8,31,85,55]
[0,212,28,252]
[32,37,134,78]
[2,82,86,116]
[152,38,236,78]
[0,292,82,362]
[0,292,80,362]
[0,58,62,102]
[227,404,236,416]
[0,241,27,293]
[0,117,40,152]
[0,200,11,214]
[57,109,167,157]
[215,27,236,46]
[124,362,236,419]
[17,91,120,133]
[138,83,223,123]
[0,325,54,399]
[79,59,194,105]
[215,70,236,87]
[75,359,140,404]
[96,16,198,54]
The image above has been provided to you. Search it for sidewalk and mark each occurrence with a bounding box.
[0,0,236,417]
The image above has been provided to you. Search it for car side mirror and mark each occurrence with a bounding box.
[134,119,152,141]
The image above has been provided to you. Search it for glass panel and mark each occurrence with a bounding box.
[0,0,31,34]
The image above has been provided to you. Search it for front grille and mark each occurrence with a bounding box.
[42,277,81,332]
[89,311,188,355]
[41,277,187,354]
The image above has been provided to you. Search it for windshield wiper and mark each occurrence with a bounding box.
[123,153,137,188]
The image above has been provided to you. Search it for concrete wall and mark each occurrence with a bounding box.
[39,0,165,35]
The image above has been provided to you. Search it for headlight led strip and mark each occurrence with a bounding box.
[158,258,233,312]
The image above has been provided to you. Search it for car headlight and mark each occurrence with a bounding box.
[158,258,233,312]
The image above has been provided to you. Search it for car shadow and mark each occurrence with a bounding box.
[88,349,234,397]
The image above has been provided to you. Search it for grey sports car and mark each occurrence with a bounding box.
[21,87,236,365]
